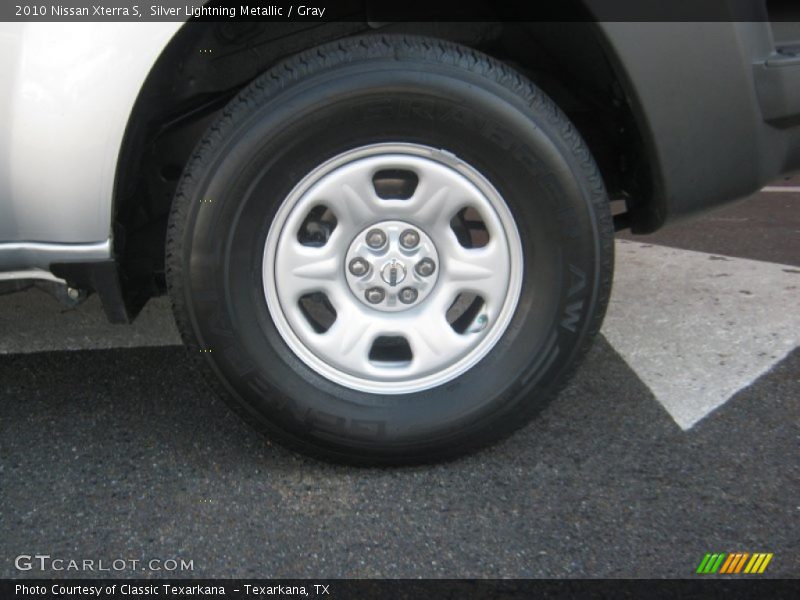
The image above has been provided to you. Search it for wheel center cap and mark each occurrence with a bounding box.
[380,259,407,287]
[344,220,439,312]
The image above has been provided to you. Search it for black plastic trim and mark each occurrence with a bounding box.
[49,260,133,324]
[754,53,800,125]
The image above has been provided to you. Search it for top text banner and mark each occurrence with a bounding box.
[1,1,795,23]
[4,1,357,22]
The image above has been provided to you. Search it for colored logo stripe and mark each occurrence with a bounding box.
[698,552,773,574]
[719,553,736,573]
[744,553,773,574]
[720,553,749,574]
[696,553,726,574]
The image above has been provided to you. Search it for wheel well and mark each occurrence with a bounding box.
[113,20,647,311]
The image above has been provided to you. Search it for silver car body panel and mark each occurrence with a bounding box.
[0,22,181,273]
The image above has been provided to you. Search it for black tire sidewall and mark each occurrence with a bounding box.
[175,54,606,459]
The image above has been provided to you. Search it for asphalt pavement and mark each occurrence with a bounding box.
[1,188,798,578]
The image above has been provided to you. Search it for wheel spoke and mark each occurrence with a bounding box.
[403,310,471,368]
[440,237,510,307]
[276,240,343,301]
[311,165,380,228]
[316,302,377,373]
[408,185,456,229]
[407,166,476,230]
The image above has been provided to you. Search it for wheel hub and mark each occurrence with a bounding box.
[344,220,439,312]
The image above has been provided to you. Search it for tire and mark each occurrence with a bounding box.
[166,34,614,465]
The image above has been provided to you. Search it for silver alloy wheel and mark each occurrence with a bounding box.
[262,143,523,394]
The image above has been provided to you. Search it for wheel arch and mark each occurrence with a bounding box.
[112,20,649,314]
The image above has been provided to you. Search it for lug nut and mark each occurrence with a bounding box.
[398,287,418,304]
[349,257,369,277]
[399,229,420,249]
[365,287,385,304]
[366,228,387,249]
[415,258,436,277]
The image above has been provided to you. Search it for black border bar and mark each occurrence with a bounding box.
[3,579,800,600]
[3,0,800,22]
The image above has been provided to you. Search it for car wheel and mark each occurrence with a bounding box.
[166,34,614,464]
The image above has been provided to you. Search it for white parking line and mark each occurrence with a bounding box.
[2,241,798,433]
[602,240,799,429]
[760,186,800,192]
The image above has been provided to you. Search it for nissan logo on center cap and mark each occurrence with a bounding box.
[380,259,407,287]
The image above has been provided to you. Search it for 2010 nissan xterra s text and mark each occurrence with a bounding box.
[2,13,799,463]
